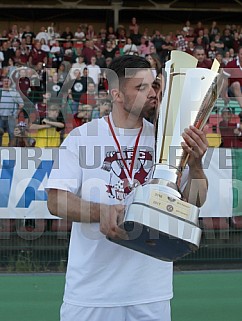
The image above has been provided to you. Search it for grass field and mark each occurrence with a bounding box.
[0,271,241,321]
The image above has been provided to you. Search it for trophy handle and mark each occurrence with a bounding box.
[177,71,225,183]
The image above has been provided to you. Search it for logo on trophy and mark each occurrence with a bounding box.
[109,51,224,261]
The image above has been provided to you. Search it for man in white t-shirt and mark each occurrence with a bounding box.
[46,55,208,321]
[87,55,101,87]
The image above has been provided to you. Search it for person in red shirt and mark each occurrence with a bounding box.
[193,45,212,69]
[222,47,242,108]
[72,104,92,128]
[233,111,242,148]
[219,107,237,148]
[79,81,97,106]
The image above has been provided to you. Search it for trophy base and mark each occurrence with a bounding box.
[110,203,201,261]
[109,184,202,261]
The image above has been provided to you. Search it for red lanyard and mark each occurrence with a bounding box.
[107,114,143,181]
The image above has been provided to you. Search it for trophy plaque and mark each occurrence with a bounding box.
[109,51,223,261]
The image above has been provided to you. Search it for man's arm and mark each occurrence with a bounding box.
[181,125,208,207]
[47,189,127,239]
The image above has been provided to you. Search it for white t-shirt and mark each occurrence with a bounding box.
[46,116,173,307]
[87,64,101,85]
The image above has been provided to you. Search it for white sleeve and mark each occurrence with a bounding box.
[46,134,83,195]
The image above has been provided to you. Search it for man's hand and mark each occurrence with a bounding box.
[100,204,128,240]
[181,125,208,168]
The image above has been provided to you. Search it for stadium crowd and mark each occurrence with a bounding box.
[0,18,242,148]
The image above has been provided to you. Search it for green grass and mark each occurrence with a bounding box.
[0,272,241,321]
[172,271,242,321]
[0,274,65,321]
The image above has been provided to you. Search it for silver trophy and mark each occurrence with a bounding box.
[110,51,223,261]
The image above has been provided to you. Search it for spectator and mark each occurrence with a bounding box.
[209,21,220,41]
[102,40,117,59]
[185,41,195,56]
[87,56,101,87]
[122,37,138,55]
[1,41,15,68]
[213,34,225,55]
[92,99,111,119]
[96,50,107,68]
[138,36,153,57]
[57,62,68,84]
[129,24,142,46]
[151,30,163,57]
[219,107,237,147]
[233,111,242,147]
[77,67,94,93]
[193,45,212,69]
[29,40,47,66]
[222,46,242,108]
[221,28,233,52]
[69,55,86,79]
[85,24,96,40]
[74,26,86,40]
[68,69,85,113]
[49,41,64,69]
[175,33,188,52]
[145,53,162,79]
[12,121,35,147]
[129,17,139,35]
[35,26,50,44]
[72,104,92,128]
[160,34,174,65]
[29,103,65,147]
[22,25,36,43]
[207,41,217,60]
[82,40,96,64]
[79,81,97,106]
[61,26,74,40]
[0,77,24,146]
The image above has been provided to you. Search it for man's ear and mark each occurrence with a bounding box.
[110,88,124,103]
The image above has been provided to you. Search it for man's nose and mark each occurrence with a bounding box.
[148,85,156,97]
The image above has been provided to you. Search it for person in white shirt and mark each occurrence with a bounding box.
[46,55,208,321]
[87,55,101,87]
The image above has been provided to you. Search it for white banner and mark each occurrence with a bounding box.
[0,147,239,218]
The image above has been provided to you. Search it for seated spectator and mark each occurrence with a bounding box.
[122,37,138,55]
[72,104,92,128]
[222,46,242,108]
[49,41,64,69]
[82,40,97,64]
[74,26,86,40]
[22,25,36,43]
[233,111,242,147]
[92,99,111,119]
[61,26,74,40]
[35,26,50,44]
[29,40,48,67]
[193,45,212,69]
[138,36,153,57]
[86,24,96,40]
[79,81,97,106]
[96,51,107,68]
[29,103,65,147]
[219,107,237,148]
[69,55,86,79]
[11,121,36,147]
[102,40,117,59]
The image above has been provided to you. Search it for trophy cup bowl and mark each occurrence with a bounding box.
[109,51,223,261]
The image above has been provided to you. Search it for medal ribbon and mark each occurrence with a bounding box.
[107,114,143,185]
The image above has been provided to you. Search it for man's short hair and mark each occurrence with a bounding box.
[106,55,151,90]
